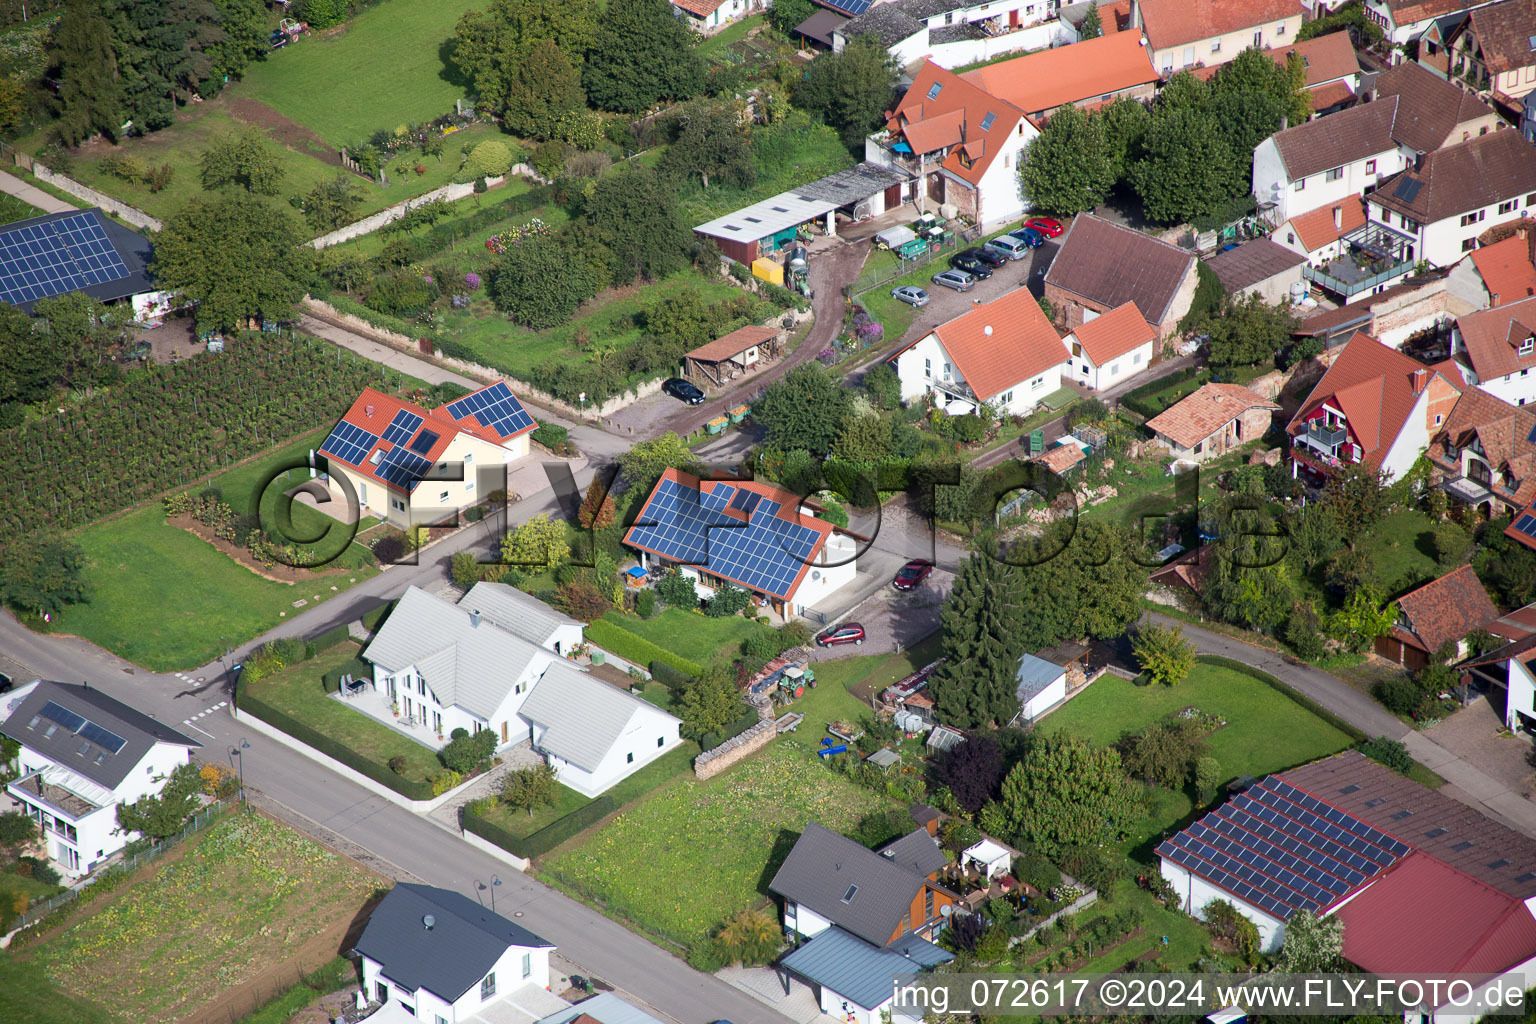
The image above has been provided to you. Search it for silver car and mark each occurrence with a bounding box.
[931,269,977,292]
[890,285,930,307]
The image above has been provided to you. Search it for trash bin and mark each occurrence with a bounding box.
[590,650,606,666]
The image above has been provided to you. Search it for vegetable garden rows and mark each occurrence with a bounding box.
[0,336,384,546]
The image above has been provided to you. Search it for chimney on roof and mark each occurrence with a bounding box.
[1412,368,1428,394]
[1414,151,1426,173]
[1333,205,1343,231]
[470,610,481,628]
[1130,0,1142,30]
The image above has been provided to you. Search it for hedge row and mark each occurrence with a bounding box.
[462,794,617,860]
[1195,654,1368,743]
[1121,368,1212,420]
[649,660,695,693]
[311,623,352,653]
[586,619,703,677]
[361,600,396,633]
[321,657,371,694]
[236,679,434,801]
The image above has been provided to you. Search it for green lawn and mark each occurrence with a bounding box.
[600,608,775,667]
[542,742,896,949]
[478,743,697,840]
[0,959,119,1024]
[48,430,380,671]
[231,0,482,145]
[1363,508,1442,597]
[245,643,443,784]
[0,192,41,226]
[12,814,378,1024]
[698,14,766,59]
[787,637,943,743]
[1036,660,1353,789]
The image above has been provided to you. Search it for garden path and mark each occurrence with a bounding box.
[427,740,542,833]
[0,168,76,214]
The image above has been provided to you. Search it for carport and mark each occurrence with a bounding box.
[683,325,784,387]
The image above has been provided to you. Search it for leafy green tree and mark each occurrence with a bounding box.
[793,35,899,149]
[1211,45,1310,134]
[501,38,586,140]
[1197,294,1298,368]
[32,292,126,391]
[1327,585,1395,653]
[1429,520,1471,568]
[1321,462,1390,550]
[0,810,36,850]
[500,513,570,575]
[832,413,892,466]
[1119,719,1205,788]
[499,762,558,816]
[451,0,598,110]
[1132,622,1196,686]
[930,552,1028,728]
[115,762,202,840]
[1283,501,1342,576]
[0,531,91,618]
[998,734,1141,855]
[0,304,59,427]
[439,729,497,773]
[753,363,851,455]
[659,99,755,190]
[655,569,700,610]
[769,0,816,32]
[583,0,704,113]
[203,0,270,91]
[1474,518,1536,609]
[581,165,693,284]
[679,664,745,742]
[1194,756,1222,805]
[1276,908,1344,972]
[1208,89,1286,191]
[487,232,600,328]
[1156,70,1214,112]
[1096,97,1151,181]
[153,193,305,331]
[1019,105,1115,215]
[1079,3,1102,38]
[617,432,705,494]
[1202,553,1294,633]
[48,0,125,145]
[862,363,902,410]
[1131,105,1238,224]
[298,173,366,232]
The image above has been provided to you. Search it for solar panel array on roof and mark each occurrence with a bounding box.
[39,701,85,733]
[79,720,126,754]
[626,478,823,600]
[376,446,432,488]
[443,381,534,440]
[0,211,130,307]
[730,488,762,514]
[382,409,424,447]
[38,700,127,754]
[1156,776,1408,921]
[1512,514,1536,541]
[1394,177,1424,203]
[408,429,440,456]
[320,421,379,467]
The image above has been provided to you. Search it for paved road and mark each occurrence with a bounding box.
[0,168,78,214]
[1146,612,1536,839]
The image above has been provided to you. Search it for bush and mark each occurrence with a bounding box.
[310,623,351,653]
[531,423,570,449]
[321,656,370,693]
[650,660,695,692]
[686,941,727,972]
[705,580,752,618]
[1372,676,1427,718]
[634,589,657,618]
[469,140,515,178]
[387,756,408,775]
[655,569,699,610]
[438,729,497,773]
[740,629,779,663]
[372,530,408,564]
[18,855,59,886]
[1357,736,1415,774]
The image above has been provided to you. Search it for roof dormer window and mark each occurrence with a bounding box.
[1521,336,1534,356]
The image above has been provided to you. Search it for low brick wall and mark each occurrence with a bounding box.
[24,159,162,231]
[694,718,775,780]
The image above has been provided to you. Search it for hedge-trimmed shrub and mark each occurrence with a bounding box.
[461,794,617,860]
[311,624,352,653]
[322,656,371,694]
[586,618,702,676]
[649,660,695,692]
[361,600,396,632]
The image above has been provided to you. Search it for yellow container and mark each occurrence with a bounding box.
[751,258,784,286]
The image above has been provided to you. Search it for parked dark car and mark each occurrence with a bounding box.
[662,377,706,405]
[1009,226,1046,249]
[968,246,1008,267]
[948,252,993,279]
[815,623,866,647]
[892,559,935,591]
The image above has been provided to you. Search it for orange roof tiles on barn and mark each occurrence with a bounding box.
[903,287,1070,402]
[1144,382,1280,449]
[960,31,1159,117]
[1471,231,1536,306]
[1304,80,1356,111]
[1067,301,1156,365]
[1137,0,1306,51]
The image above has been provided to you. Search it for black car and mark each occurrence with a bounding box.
[662,377,706,405]
[967,246,1008,267]
[949,252,994,279]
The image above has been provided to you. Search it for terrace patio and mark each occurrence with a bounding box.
[332,680,445,749]
[1302,223,1417,300]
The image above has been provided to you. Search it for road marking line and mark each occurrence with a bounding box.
[181,719,216,738]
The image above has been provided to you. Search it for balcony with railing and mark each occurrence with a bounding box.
[1296,419,1348,458]
[1303,223,1417,298]
[867,131,925,177]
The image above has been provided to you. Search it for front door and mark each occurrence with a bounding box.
[501,720,508,742]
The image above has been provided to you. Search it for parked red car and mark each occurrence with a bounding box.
[816,623,866,647]
[893,559,934,591]
[1023,217,1064,238]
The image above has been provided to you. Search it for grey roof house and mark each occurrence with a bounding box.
[1011,652,1068,725]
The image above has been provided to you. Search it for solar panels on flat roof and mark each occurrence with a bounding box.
[408,429,440,456]
[320,421,379,468]
[443,381,534,440]
[0,211,131,307]
[382,409,423,447]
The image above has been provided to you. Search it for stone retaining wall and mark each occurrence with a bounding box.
[22,157,162,232]
[694,718,776,780]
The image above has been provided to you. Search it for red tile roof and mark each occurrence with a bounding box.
[1286,331,1452,470]
[1430,385,1536,507]
[671,0,728,17]
[1374,130,1536,227]
[1336,852,1536,975]
[1284,196,1367,253]
[1304,79,1356,111]
[1138,0,1305,52]
[1456,294,1536,380]
[1370,60,1497,153]
[1068,301,1156,365]
[1471,231,1536,306]
[922,287,1070,401]
[1394,564,1500,654]
[960,31,1159,117]
[890,63,1028,189]
[1465,0,1536,74]
[1145,382,1280,448]
[1267,31,1360,88]
[1044,214,1197,325]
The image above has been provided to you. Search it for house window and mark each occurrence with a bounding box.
[1294,178,1306,191]
[1499,199,1518,214]
[1463,238,1479,252]
[439,490,450,502]
[1211,39,1221,53]
[1528,193,1536,206]
[1521,338,1535,356]
[522,953,533,978]
[1461,210,1486,226]
[1133,352,1142,365]
[391,497,406,512]
[925,357,932,377]
[481,973,496,1000]
[925,888,935,919]
[376,982,389,1003]
[842,885,859,903]
[1287,231,1296,244]
[464,452,473,464]
[1276,21,1286,34]
[1365,159,1376,174]
[627,752,635,763]
[657,736,665,747]
[1325,167,1343,182]
[926,82,943,100]
[1110,363,1119,376]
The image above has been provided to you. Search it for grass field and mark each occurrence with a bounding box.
[1036,661,1353,788]
[48,430,380,671]
[599,608,775,668]
[542,742,896,948]
[9,814,379,1024]
[477,744,697,840]
[0,192,40,226]
[232,0,482,145]
[245,642,443,784]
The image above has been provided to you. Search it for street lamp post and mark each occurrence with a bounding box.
[230,739,250,806]
[476,875,503,912]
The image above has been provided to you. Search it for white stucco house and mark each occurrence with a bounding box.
[360,583,681,797]
[890,287,1069,416]
[832,0,1077,69]
[1449,294,1536,407]
[1061,301,1156,391]
[624,470,858,622]
[1,680,201,878]
[670,0,760,33]
[356,883,560,1023]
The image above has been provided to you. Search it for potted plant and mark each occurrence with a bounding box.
[391,702,400,718]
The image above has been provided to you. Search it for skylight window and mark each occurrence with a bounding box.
[979,112,996,131]
[842,885,859,903]
[26,715,39,730]
[1451,840,1475,851]
[1391,810,1414,819]
[1489,858,1511,869]
[1339,784,1360,794]
[926,82,943,100]
[1424,827,1448,838]
[1364,798,1387,807]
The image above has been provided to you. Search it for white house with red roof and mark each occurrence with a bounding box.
[669,0,755,33]
[318,381,536,529]
[623,470,857,622]
[1287,331,1462,486]
[1448,294,1536,407]
[1060,301,1157,391]
[866,61,1038,229]
[889,287,1070,416]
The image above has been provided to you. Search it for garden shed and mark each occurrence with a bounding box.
[683,325,784,386]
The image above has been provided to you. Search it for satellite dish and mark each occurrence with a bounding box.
[423,914,435,930]
[940,905,953,916]
[811,570,822,580]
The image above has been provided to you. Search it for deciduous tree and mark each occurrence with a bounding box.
[679,664,745,742]
[1019,105,1115,215]
[115,762,202,840]
[936,736,1004,813]
[487,232,600,328]
[1197,293,1299,368]
[793,35,899,149]
[583,0,704,113]
[998,734,1141,855]
[659,99,755,190]
[298,173,367,231]
[1321,462,1391,549]
[1132,622,1196,686]
[1276,908,1344,972]
[577,477,616,530]
[500,513,570,575]
[451,0,598,111]
[0,531,91,618]
[617,432,705,494]
[152,193,305,330]
[0,810,36,850]
[1119,719,1206,788]
[500,762,559,816]
[581,165,693,284]
[1131,105,1239,225]
[753,363,852,455]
